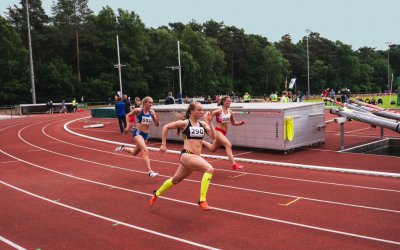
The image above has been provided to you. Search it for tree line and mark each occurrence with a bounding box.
[1,0,399,105]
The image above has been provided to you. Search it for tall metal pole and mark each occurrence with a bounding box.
[26,0,36,104]
[386,42,392,103]
[116,35,123,97]
[306,29,311,98]
[177,41,183,104]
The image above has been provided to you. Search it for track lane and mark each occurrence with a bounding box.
[1,152,399,249]
[1,113,398,248]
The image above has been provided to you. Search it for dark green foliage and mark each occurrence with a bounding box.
[0,2,398,105]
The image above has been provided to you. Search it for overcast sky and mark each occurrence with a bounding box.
[1,0,399,50]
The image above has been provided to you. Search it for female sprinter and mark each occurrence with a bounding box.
[203,95,245,170]
[115,96,160,177]
[150,102,216,211]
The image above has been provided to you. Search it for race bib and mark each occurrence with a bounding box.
[141,117,152,124]
[221,116,230,123]
[189,127,204,137]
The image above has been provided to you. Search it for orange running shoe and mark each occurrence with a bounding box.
[232,163,244,170]
[149,190,157,206]
[198,200,212,211]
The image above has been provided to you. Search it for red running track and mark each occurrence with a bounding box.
[1,111,400,249]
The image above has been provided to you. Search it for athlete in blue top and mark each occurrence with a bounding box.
[115,96,160,177]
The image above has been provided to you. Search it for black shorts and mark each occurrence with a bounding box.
[180,149,192,157]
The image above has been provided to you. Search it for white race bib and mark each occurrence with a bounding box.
[141,117,152,124]
[189,127,204,137]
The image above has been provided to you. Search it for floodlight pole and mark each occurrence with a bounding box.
[26,0,36,104]
[177,41,183,104]
[306,29,311,98]
[114,35,125,97]
[385,42,392,103]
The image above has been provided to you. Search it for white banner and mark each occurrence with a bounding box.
[289,78,296,89]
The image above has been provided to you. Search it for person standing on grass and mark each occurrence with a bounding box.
[115,96,160,177]
[202,96,245,170]
[149,102,216,210]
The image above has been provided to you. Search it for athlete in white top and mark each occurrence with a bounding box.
[203,96,245,170]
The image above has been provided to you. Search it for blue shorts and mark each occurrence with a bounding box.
[133,129,149,140]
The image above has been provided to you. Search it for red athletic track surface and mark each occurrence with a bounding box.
[1,110,399,249]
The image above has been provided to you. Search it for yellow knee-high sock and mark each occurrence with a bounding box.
[199,172,213,202]
[155,178,174,197]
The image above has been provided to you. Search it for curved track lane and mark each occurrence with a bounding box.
[1,112,400,249]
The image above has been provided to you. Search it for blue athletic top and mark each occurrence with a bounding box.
[137,109,153,125]
[115,101,126,117]
[182,119,205,140]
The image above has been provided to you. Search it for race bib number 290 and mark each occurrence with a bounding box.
[189,127,204,137]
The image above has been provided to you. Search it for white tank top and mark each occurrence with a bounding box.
[216,108,231,124]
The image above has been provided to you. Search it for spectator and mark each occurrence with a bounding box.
[364,97,371,104]
[280,91,289,103]
[322,88,329,105]
[288,91,294,102]
[45,101,51,114]
[298,90,304,102]
[123,95,131,133]
[72,98,77,112]
[243,92,251,102]
[164,92,175,105]
[134,97,141,108]
[370,97,377,105]
[114,97,127,134]
[60,100,67,114]
[49,101,54,114]
[377,97,383,105]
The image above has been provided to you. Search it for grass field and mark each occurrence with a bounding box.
[306,95,400,109]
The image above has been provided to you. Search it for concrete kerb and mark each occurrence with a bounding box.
[64,116,400,178]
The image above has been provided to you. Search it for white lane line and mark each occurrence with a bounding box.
[72,128,117,133]
[40,122,400,212]
[0,235,26,250]
[45,120,400,195]
[1,152,400,246]
[335,127,371,135]
[233,148,264,157]
[16,127,400,215]
[15,121,399,215]
[28,149,42,152]
[1,160,20,164]
[0,181,219,250]
[63,117,400,178]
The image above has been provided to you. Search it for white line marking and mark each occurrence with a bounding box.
[28,149,42,152]
[41,121,400,195]
[63,117,400,178]
[1,160,20,164]
[228,173,247,179]
[6,120,396,220]
[72,128,117,133]
[12,120,399,217]
[278,197,302,206]
[40,122,400,211]
[345,127,371,134]
[1,153,399,246]
[0,235,26,250]
[0,181,219,250]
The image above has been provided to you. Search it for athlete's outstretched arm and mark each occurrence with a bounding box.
[160,120,187,153]
[230,110,245,126]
